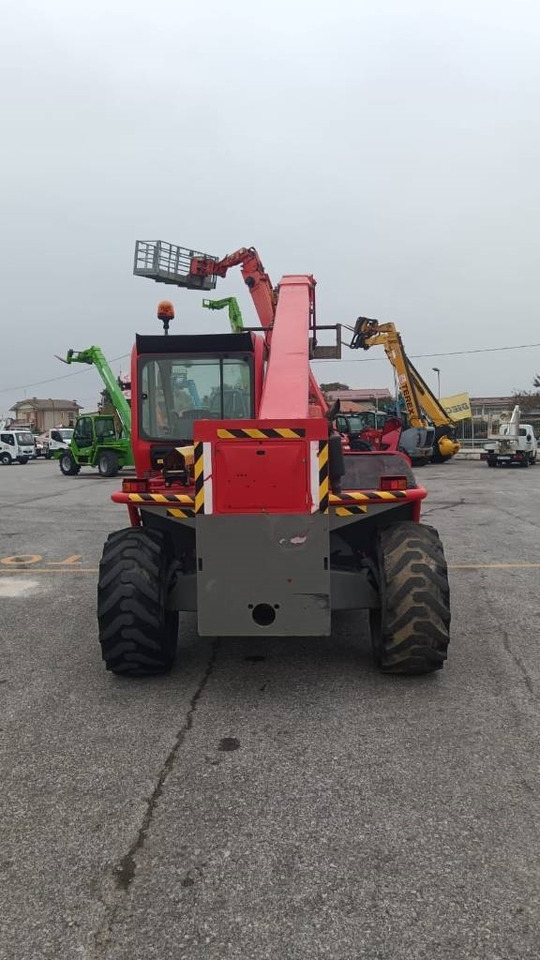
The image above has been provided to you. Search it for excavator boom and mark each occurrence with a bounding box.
[61,346,132,434]
[350,318,426,429]
[406,357,458,427]
[349,316,460,461]
[202,297,245,333]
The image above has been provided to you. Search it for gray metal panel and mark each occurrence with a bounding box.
[330,569,379,610]
[196,514,330,637]
[168,573,197,611]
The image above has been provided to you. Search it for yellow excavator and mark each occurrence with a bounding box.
[349,317,460,463]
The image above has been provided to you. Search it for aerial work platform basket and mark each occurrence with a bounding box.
[133,240,219,290]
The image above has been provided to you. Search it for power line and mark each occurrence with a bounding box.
[2,340,540,393]
[314,341,540,362]
[0,354,130,394]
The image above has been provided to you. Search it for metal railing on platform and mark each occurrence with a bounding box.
[133,241,218,290]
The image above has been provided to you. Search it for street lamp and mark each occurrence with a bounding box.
[432,367,441,398]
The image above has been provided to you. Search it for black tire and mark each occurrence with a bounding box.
[0,452,12,465]
[487,460,496,468]
[372,521,451,675]
[17,457,29,464]
[98,450,119,477]
[520,457,529,469]
[45,448,52,460]
[97,528,178,676]
[59,452,80,475]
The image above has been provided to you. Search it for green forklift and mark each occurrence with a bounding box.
[56,347,134,478]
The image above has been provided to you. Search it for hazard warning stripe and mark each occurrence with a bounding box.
[127,493,195,504]
[217,427,306,439]
[319,440,329,513]
[329,490,409,504]
[167,508,195,519]
[335,505,367,516]
[194,442,204,514]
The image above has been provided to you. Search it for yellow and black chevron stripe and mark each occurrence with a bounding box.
[217,427,306,439]
[167,508,195,520]
[194,442,204,514]
[329,490,409,504]
[335,505,367,516]
[127,493,195,504]
[319,440,329,513]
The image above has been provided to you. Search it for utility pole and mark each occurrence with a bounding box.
[432,367,441,398]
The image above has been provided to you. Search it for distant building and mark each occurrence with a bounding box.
[470,397,515,420]
[10,398,82,432]
[459,396,540,440]
[323,388,393,414]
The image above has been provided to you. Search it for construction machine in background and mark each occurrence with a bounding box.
[202,296,245,332]
[96,240,451,679]
[334,402,433,465]
[349,317,461,463]
[55,347,134,477]
[335,410,389,451]
[334,409,406,456]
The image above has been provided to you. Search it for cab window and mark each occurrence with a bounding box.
[73,418,94,447]
[95,419,116,440]
[140,355,253,440]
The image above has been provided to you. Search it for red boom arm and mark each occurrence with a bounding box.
[190,247,276,329]
[190,247,327,417]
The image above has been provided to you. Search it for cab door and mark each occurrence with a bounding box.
[0,432,15,463]
[71,417,95,463]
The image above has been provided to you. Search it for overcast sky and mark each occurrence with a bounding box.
[1,0,539,417]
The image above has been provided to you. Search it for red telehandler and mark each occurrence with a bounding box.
[97,241,450,676]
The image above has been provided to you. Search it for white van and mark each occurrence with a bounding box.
[43,427,74,458]
[0,430,36,465]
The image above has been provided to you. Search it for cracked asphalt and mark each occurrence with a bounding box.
[1,458,539,959]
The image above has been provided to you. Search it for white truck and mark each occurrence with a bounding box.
[483,406,537,468]
[42,427,74,459]
[0,429,36,465]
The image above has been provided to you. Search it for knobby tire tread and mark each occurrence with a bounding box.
[376,521,451,675]
[97,528,178,677]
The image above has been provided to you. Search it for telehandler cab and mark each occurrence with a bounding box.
[97,242,451,677]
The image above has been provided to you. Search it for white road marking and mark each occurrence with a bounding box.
[0,578,46,597]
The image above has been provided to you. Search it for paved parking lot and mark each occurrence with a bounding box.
[1,458,539,960]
